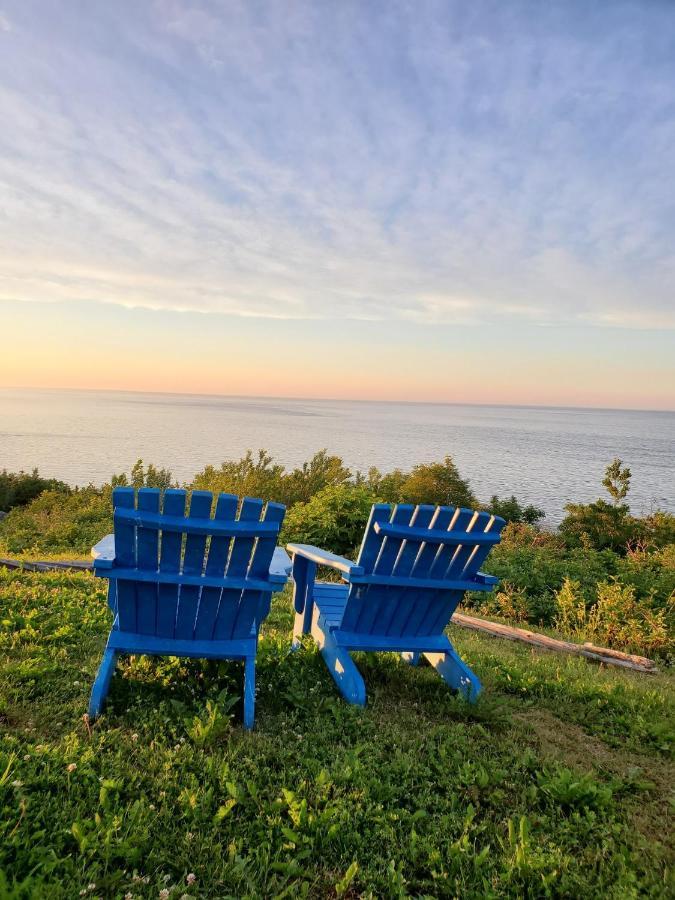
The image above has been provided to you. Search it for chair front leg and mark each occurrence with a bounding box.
[424,646,482,702]
[291,555,317,648]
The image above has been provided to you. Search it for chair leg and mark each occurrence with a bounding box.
[312,614,366,706]
[424,647,482,702]
[291,604,313,649]
[401,651,422,666]
[88,648,118,719]
[243,656,256,730]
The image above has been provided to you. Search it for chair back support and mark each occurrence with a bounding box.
[339,503,505,637]
[111,487,285,640]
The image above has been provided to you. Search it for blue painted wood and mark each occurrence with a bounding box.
[107,629,256,659]
[354,504,414,635]
[408,507,474,637]
[114,507,280,537]
[340,504,391,631]
[385,505,454,636]
[310,604,366,706]
[226,497,263,639]
[347,573,493,592]
[175,491,212,639]
[378,504,436,634]
[374,521,501,545]
[194,493,237,641]
[135,488,160,635]
[157,489,186,638]
[291,555,317,647]
[243,655,256,729]
[113,487,137,633]
[242,501,286,632]
[88,648,118,718]
[89,488,287,728]
[286,543,364,576]
[286,502,503,708]
[100,569,280,591]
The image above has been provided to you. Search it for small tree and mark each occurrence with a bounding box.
[399,456,476,508]
[602,459,631,506]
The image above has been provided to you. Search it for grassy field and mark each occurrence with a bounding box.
[0,567,673,898]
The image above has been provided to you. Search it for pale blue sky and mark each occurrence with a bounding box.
[1,1,674,407]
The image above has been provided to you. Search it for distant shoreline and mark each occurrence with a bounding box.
[1,385,674,415]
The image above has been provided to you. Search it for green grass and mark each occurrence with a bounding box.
[0,568,673,898]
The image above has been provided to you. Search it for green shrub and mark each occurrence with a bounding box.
[363,456,476,508]
[0,487,112,556]
[0,469,69,513]
[191,449,351,507]
[487,495,545,525]
[282,484,377,558]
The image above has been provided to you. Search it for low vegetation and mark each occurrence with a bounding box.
[1,453,673,658]
[0,568,673,897]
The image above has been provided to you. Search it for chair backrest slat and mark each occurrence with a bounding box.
[174,492,215,639]
[339,503,505,639]
[213,497,262,639]
[113,487,137,632]
[232,500,286,639]
[156,489,187,638]
[194,493,238,641]
[135,488,161,635]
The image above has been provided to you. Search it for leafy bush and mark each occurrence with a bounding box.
[559,499,641,553]
[0,487,112,556]
[0,469,68,513]
[0,460,175,556]
[487,495,545,525]
[282,484,377,558]
[191,449,351,507]
[553,577,673,655]
[363,455,476,508]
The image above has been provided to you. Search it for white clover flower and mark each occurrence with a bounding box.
[67,763,77,772]
[159,890,170,900]
[23,754,30,761]
[163,874,171,882]
[11,780,23,788]
[149,803,156,810]
[131,733,139,741]
[87,885,96,891]
[125,894,133,900]
[186,873,196,885]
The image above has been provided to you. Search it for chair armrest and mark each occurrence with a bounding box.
[286,543,364,578]
[474,572,499,587]
[269,546,292,585]
[91,534,115,570]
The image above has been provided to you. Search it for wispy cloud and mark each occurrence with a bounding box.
[0,0,674,329]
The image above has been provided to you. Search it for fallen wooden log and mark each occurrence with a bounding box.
[0,557,92,572]
[451,612,658,673]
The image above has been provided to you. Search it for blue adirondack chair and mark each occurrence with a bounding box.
[288,503,505,705]
[89,487,289,728]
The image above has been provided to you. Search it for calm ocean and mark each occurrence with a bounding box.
[1,388,673,525]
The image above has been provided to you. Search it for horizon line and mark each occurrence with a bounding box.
[2,384,674,415]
